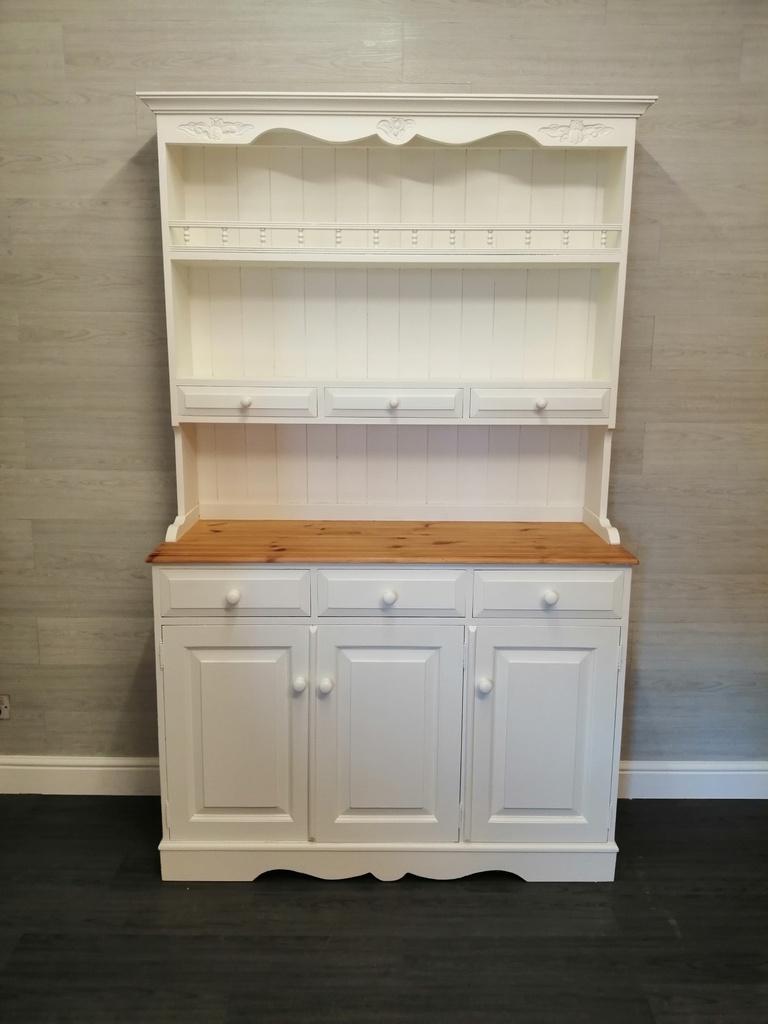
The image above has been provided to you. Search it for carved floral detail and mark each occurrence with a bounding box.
[376,116,416,142]
[539,119,613,145]
[178,117,254,141]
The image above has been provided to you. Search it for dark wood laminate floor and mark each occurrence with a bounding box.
[0,798,766,1023]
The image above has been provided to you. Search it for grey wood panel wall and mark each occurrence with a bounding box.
[1,0,766,762]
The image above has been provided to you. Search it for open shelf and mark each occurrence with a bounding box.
[164,139,628,235]
[165,421,618,533]
[169,264,620,386]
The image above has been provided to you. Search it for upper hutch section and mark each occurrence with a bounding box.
[139,94,653,540]
[140,93,654,266]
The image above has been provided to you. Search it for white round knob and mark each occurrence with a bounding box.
[318,678,334,695]
[542,589,560,607]
[225,589,242,606]
[534,397,548,411]
[240,396,253,408]
[292,677,307,694]
[381,589,399,606]
[388,396,400,409]
[477,678,494,695]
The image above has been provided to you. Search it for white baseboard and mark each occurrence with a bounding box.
[619,760,768,799]
[0,756,160,796]
[1,757,766,800]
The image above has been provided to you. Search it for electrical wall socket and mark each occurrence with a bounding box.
[0,695,9,720]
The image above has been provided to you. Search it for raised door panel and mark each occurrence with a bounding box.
[162,625,309,841]
[313,624,465,843]
[468,625,620,843]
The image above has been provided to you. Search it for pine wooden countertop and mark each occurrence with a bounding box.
[147,520,638,566]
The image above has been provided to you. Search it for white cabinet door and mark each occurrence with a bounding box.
[313,624,465,843]
[161,625,309,841]
[468,625,620,843]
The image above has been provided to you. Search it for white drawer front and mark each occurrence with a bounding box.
[470,387,609,419]
[324,388,463,418]
[473,570,625,618]
[317,570,466,616]
[178,386,317,418]
[157,569,311,616]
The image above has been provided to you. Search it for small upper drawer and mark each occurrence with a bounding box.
[317,569,466,616]
[156,568,311,616]
[178,386,317,418]
[470,388,610,420]
[473,570,625,618]
[324,387,463,418]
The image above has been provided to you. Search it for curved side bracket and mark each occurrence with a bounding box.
[582,509,621,546]
[164,508,200,543]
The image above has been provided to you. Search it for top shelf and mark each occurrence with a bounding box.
[140,92,658,116]
[161,133,634,260]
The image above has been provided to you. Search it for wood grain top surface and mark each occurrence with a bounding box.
[147,520,638,566]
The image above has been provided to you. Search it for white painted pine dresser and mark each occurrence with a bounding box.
[141,93,655,882]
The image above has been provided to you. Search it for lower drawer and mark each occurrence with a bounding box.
[473,570,625,618]
[156,568,311,616]
[317,569,467,616]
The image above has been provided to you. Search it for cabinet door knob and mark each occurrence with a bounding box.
[292,677,308,694]
[225,588,242,606]
[381,588,399,606]
[388,396,400,409]
[542,589,560,607]
[534,397,548,411]
[240,396,253,409]
[318,678,334,695]
[477,678,494,695]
